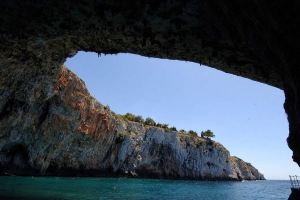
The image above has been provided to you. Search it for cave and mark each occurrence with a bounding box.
[0,0,299,199]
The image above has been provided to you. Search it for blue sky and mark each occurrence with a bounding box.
[65,51,299,180]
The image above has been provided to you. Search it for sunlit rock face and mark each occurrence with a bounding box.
[116,122,265,180]
[0,66,264,180]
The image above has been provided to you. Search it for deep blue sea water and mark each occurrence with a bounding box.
[0,176,290,200]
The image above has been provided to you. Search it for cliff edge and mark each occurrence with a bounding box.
[0,65,265,180]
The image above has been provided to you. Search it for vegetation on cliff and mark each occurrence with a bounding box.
[201,130,215,138]
[119,112,215,140]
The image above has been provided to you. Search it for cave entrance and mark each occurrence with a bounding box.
[64,51,295,180]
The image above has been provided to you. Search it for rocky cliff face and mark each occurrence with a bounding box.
[0,65,264,180]
[113,122,265,180]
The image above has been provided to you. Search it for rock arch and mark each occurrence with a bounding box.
[0,0,299,194]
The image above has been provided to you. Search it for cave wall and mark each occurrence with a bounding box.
[0,0,299,183]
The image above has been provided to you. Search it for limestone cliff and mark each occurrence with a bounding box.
[0,65,264,180]
[113,122,265,180]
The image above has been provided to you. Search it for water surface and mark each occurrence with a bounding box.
[0,176,290,200]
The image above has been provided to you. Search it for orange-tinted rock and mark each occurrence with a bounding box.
[0,65,264,180]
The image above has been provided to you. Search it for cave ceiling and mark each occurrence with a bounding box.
[1,0,300,166]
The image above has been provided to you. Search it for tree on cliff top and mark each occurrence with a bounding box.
[201,130,215,138]
[145,117,156,126]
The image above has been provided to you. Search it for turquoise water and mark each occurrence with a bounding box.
[0,176,290,200]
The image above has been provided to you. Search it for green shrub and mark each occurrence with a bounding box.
[188,130,198,137]
[134,115,144,123]
[170,126,177,131]
[145,117,156,126]
[112,112,119,119]
[156,123,169,128]
[123,113,135,121]
[121,115,129,122]
[164,127,171,132]
[161,124,169,129]
[179,129,186,133]
[156,123,170,132]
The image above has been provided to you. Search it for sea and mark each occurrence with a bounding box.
[0,176,291,200]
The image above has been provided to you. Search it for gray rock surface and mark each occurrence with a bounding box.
[112,122,265,180]
[0,65,265,180]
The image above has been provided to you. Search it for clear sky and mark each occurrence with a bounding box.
[65,51,299,180]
